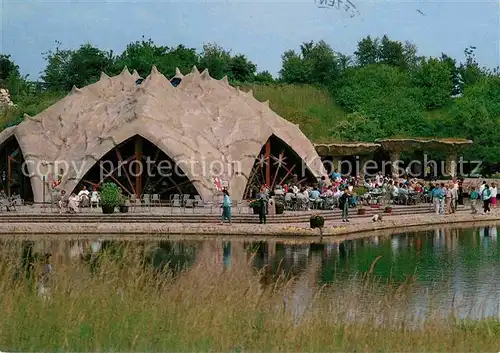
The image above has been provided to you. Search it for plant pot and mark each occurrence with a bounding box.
[358,208,366,215]
[384,206,393,214]
[119,205,129,213]
[275,202,284,215]
[310,216,324,229]
[102,205,115,214]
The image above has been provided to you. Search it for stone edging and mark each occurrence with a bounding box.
[1,212,500,240]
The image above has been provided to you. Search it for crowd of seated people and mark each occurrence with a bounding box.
[55,186,100,213]
[270,169,437,211]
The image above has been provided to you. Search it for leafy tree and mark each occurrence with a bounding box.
[229,54,256,82]
[198,43,232,79]
[280,40,341,86]
[0,54,20,82]
[335,64,424,139]
[412,57,453,109]
[450,76,500,164]
[41,41,113,91]
[112,38,199,78]
[458,46,484,88]
[440,54,463,96]
[378,35,407,69]
[354,36,379,66]
[254,70,274,84]
[279,50,310,84]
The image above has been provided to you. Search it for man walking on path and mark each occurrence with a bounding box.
[482,184,492,214]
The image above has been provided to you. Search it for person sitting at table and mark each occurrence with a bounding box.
[78,186,90,207]
[67,193,80,213]
[330,169,341,182]
[321,186,334,197]
[309,186,321,208]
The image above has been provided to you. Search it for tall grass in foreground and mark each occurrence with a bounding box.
[1,244,500,352]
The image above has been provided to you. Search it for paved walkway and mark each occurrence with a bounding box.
[2,207,500,241]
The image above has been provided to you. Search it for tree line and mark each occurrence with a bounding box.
[1,35,500,170]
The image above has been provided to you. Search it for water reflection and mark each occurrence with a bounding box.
[4,225,500,319]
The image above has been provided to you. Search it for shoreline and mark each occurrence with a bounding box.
[1,211,500,242]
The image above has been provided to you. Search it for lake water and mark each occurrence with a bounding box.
[6,224,500,320]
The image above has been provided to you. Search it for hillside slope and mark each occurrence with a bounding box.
[247,84,347,142]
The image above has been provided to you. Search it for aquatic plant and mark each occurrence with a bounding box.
[0,240,499,351]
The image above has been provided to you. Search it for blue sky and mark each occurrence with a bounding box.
[1,0,499,79]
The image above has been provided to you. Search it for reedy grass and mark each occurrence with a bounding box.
[1,242,500,352]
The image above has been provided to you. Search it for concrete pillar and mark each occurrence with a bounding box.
[389,151,401,180]
[445,152,457,178]
[358,155,372,180]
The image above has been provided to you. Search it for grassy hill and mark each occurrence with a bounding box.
[245,84,347,142]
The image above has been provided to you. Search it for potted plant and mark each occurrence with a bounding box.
[275,201,284,215]
[384,205,393,214]
[249,199,260,214]
[100,182,123,214]
[310,214,325,229]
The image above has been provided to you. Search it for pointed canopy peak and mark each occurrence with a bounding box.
[220,75,230,86]
[70,85,82,94]
[175,67,184,77]
[100,72,110,81]
[131,70,140,79]
[150,65,160,76]
[119,66,132,77]
[23,113,32,121]
[246,89,253,97]
[191,65,200,75]
[200,68,211,80]
[235,86,240,95]
[263,100,269,107]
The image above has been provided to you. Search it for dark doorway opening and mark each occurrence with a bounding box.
[75,135,198,200]
[243,135,317,199]
[0,136,33,202]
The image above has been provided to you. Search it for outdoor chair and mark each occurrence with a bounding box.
[90,191,100,208]
[203,196,216,214]
[193,195,205,213]
[134,198,142,212]
[213,195,223,214]
[184,197,195,212]
[152,194,161,207]
[170,194,182,214]
[143,196,152,212]
[237,199,250,214]
[295,198,308,211]
[181,194,190,207]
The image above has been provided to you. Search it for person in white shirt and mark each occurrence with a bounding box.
[78,186,90,207]
[479,181,486,197]
[490,182,498,208]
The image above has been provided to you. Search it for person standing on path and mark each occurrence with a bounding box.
[451,184,458,213]
[431,184,442,215]
[220,189,232,225]
[482,184,492,214]
[339,189,350,222]
[470,186,479,214]
[257,186,268,224]
[490,182,498,209]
